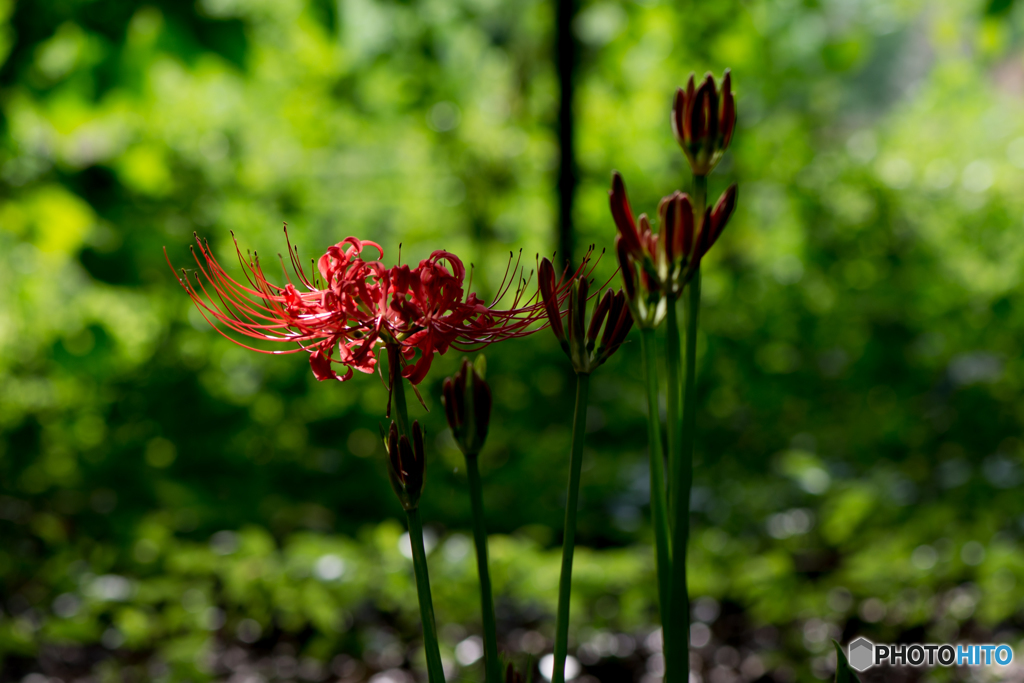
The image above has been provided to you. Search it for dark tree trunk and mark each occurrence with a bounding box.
[556,0,578,269]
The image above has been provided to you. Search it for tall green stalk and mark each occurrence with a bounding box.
[667,174,707,678]
[669,272,700,679]
[665,299,683,525]
[406,507,446,683]
[640,329,673,681]
[388,347,444,683]
[552,373,590,683]
[465,454,500,683]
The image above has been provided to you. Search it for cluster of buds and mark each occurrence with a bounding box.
[672,70,736,176]
[539,258,633,375]
[611,172,737,326]
[442,357,492,457]
[383,421,426,511]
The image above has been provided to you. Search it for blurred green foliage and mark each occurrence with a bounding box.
[3,0,1024,681]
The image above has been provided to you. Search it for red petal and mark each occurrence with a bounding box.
[309,347,338,381]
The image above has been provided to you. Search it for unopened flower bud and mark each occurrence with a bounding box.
[615,235,638,302]
[539,258,570,353]
[442,357,492,457]
[567,276,589,369]
[553,274,632,374]
[383,420,426,511]
[707,183,738,249]
[672,69,736,176]
[610,172,642,256]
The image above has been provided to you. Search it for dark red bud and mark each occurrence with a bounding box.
[638,213,652,242]
[708,184,738,249]
[720,69,736,149]
[616,294,634,343]
[592,289,633,368]
[676,194,694,260]
[610,172,642,255]
[684,74,696,139]
[600,290,625,349]
[615,235,637,301]
[587,290,613,347]
[538,257,566,343]
[671,87,686,146]
[571,276,588,346]
[445,358,492,456]
[662,196,678,263]
[691,77,713,141]
[704,74,720,142]
[385,419,421,511]
[646,231,659,262]
[609,292,634,347]
[657,193,672,226]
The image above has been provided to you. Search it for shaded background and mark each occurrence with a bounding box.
[2,0,1024,681]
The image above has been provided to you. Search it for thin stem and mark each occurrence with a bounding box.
[407,507,446,683]
[665,298,683,527]
[640,329,673,681]
[466,455,501,683]
[552,372,591,683]
[389,345,411,438]
[670,271,700,679]
[693,173,708,216]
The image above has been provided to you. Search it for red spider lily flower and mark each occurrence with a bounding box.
[168,230,386,382]
[384,250,489,385]
[538,258,633,374]
[671,70,736,176]
[610,173,737,326]
[382,248,582,385]
[169,229,583,386]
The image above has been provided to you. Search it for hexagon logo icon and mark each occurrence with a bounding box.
[848,637,874,672]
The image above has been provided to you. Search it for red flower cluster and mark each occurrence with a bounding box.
[170,229,575,384]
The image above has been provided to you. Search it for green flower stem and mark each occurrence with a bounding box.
[665,172,707,678]
[640,329,673,681]
[465,454,501,683]
[552,372,591,683]
[388,348,442,681]
[406,507,447,683]
[390,351,411,438]
[665,298,683,526]
[669,270,700,679]
[693,173,708,216]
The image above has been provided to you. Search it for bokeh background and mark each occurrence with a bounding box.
[2,0,1024,681]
